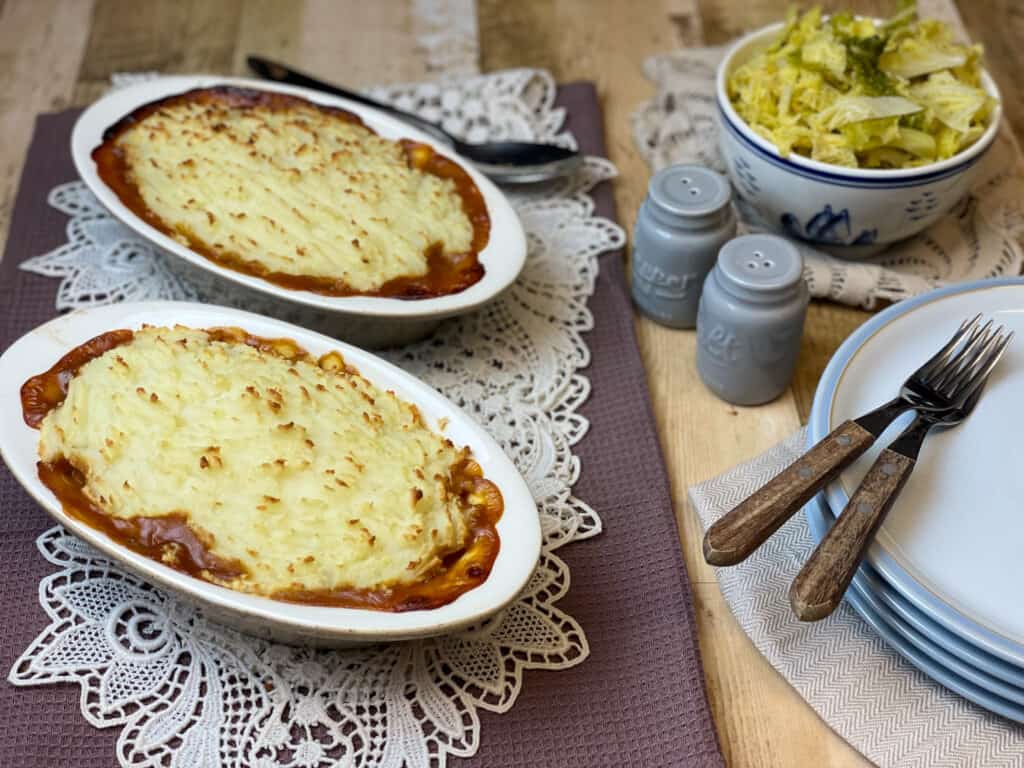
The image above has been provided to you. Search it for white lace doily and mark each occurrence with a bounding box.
[632,46,1024,309]
[11,69,626,768]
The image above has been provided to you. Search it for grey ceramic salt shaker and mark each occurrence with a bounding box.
[696,234,808,406]
[632,165,736,328]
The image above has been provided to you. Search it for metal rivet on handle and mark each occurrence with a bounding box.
[857,502,873,515]
[880,462,898,477]
[836,435,852,447]
[797,466,813,480]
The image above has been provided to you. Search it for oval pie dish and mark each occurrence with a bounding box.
[72,77,528,348]
[0,301,541,647]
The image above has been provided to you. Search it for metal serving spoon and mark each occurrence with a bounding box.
[247,56,583,184]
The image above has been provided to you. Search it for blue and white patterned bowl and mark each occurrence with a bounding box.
[715,23,1002,259]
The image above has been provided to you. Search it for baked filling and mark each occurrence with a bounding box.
[92,86,491,298]
[21,326,502,611]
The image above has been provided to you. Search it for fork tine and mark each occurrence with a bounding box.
[914,314,981,382]
[946,330,1009,402]
[929,319,991,391]
[926,319,995,392]
[949,330,1013,405]
[951,327,1008,392]
[933,323,1000,395]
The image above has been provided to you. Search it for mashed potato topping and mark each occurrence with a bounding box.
[94,87,489,297]
[33,326,500,601]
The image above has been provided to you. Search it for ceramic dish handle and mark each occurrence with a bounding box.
[702,420,875,566]
[789,447,915,621]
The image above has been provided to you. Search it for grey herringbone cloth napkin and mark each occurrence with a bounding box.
[690,429,1024,767]
[0,85,724,767]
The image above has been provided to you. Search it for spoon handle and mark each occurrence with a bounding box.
[247,56,453,146]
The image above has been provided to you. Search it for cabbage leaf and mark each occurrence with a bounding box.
[726,2,994,169]
[909,71,989,133]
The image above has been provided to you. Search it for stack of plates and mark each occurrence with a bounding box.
[805,278,1024,721]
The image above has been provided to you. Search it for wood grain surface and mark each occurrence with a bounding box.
[790,448,915,621]
[0,1,1019,765]
[703,420,876,566]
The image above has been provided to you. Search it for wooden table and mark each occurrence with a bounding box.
[0,1,1020,765]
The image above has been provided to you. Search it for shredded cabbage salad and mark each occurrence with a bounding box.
[727,2,996,169]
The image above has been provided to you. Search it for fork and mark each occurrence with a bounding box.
[790,322,1013,621]
[703,315,986,566]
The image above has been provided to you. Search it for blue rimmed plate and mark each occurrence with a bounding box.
[807,491,1024,690]
[809,278,1024,668]
[805,493,1024,722]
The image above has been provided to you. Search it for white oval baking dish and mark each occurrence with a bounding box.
[72,77,528,348]
[0,301,541,647]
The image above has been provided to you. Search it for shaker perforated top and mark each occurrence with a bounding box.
[716,234,803,294]
[647,165,731,218]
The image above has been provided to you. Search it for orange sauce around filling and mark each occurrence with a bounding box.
[21,327,503,611]
[91,86,491,300]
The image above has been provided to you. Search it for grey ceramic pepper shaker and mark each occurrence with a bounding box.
[696,234,809,406]
[632,165,736,328]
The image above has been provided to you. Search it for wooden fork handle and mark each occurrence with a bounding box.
[789,448,915,621]
[703,421,875,566]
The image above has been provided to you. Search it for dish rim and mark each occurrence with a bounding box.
[0,301,542,641]
[715,21,1003,184]
[808,276,1024,667]
[71,75,528,320]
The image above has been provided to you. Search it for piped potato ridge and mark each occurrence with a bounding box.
[92,86,491,299]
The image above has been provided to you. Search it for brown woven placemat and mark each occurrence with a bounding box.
[0,83,723,768]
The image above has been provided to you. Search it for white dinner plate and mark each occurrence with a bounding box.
[805,493,1024,722]
[809,278,1024,667]
[71,76,527,346]
[808,491,1024,695]
[0,301,541,647]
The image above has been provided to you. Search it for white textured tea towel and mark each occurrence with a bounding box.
[689,429,1024,767]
